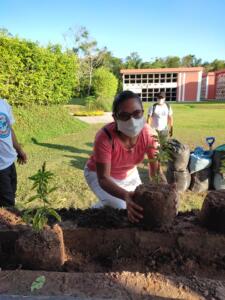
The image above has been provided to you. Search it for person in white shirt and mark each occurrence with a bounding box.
[147,92,173,139]
[0,99,27,206]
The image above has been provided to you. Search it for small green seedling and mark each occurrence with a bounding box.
[31,275,46,292]
[148,133,173,183]
[23,162,61,231]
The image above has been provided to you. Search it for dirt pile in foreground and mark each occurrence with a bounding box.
[1,270,225,300]
[200,190,225,233]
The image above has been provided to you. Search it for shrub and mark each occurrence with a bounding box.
[0,35,79,105]
[92,67,118,111]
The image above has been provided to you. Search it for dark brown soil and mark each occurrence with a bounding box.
[133,183,178,229]
[15,224,65,270]
[58,206,129,228]
[200,190,225,233]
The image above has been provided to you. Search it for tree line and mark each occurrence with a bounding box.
[0,26,225,106]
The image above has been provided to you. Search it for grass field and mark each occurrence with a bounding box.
[14,102,225,211]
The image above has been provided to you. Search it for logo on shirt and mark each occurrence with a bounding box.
[0,113,10,138]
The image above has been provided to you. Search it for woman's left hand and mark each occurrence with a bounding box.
[125,191,143,223]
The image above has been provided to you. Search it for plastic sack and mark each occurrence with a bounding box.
[213,173,225,190]
[189,168,212,193]
[213,144,225,174]
[167,139,190,172]
[166,169,191,192]
[189,147,213,174]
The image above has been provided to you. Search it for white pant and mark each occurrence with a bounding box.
[84,166,142,209]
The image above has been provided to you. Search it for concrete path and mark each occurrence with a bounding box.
[75,112,113,124]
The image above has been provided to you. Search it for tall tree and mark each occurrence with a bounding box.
[100,50,123,78]
[165,56,181,68]
[124,52,142,69]
[0,27,12,37]
[181,55,202,67]
[64,26,106,95]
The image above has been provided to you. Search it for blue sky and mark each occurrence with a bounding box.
[1,0,225,62]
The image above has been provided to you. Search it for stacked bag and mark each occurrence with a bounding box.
[166,139,191,192]
[166,140,225,193]
[213,144,225,190]
[188,147,213,192]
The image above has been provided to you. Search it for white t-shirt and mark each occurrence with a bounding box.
[148,103,173,131]
[0,99,17,170]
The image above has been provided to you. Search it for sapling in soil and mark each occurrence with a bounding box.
[22,162,61,231]
[148,133,173,183]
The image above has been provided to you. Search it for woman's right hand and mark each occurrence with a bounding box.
[124,191,143,223]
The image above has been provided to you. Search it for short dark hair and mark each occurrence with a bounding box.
[112,90,142,116]
[156,91,166,99]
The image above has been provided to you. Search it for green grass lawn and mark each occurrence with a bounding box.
[14,102,225,212]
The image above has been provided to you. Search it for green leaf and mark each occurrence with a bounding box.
[47,208,61,222]
[31,275,46,292]
[48,186,58,194]
[26,194,40,203]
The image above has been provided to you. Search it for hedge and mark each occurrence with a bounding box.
[0,35,79,105]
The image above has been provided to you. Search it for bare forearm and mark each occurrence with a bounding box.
[99,177,128,200]
[168,116,173,128]
[147,115,152,125]
[11,129,23,153]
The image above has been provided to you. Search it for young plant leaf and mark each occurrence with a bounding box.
[31,275,46,292]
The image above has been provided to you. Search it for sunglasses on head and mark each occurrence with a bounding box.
[116,109,144,121]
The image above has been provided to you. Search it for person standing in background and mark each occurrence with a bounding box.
[0,98,27,206]
[147,92,173,139]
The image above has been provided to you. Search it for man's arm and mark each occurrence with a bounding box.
[147,115,152,125]
[147,106,153,125]
[168,115,173,137]
[11,128,27,164]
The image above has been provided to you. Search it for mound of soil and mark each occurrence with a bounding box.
[58,207,129,228]
[2,270,225,300]
[133,183,179,229]
[15,224,65,270]
[200,190,225,233]
[0,208,23,227]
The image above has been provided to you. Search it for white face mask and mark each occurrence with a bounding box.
[117,117,145,138]
[158,98,165,105]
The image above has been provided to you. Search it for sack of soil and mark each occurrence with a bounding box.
[133,183,179,229]
[189,148,213,174]
[200,190,225,233]
[15,224,65,271]
[212,144,225,173]
[213,173,225,190]
[167,139,190,172]
[189,167,212,193]
[166,168,191,192]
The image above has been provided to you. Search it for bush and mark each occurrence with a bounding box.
[0,35,79,105]
[92,67,118,111]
